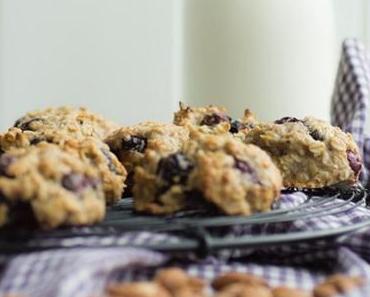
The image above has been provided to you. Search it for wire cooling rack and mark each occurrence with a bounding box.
[0,186,369,255]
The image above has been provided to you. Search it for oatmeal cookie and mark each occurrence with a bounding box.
[245,116,362,188]
[133,133,282,215]
[105,122,189,195]
[155,268,206,297]
[0,129,127,203]
[107,282,171,297]
[313,274,364,297]
[186,134,282,215]
[173,102,257,136]
[13,106,117,141]
[0,143,105,228]
[62,138,127,203]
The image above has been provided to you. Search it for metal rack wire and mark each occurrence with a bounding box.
[0,186,369,255]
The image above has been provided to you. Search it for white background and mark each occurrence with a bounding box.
[0,0,180,128]
[0,0,369,130]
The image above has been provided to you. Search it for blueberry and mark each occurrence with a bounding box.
[0,194,7,204]
[234,157,259,183]
[122,172,134,197]
[347,151,362,177]
[229,120,245,134]
[121,136,147,153]
[0,192,36,227]
[200,113,231,126]
[101,148,118,173]
[30,137,50,145]
[184,190,218,212]
[62,173,99,193]
[157,153,193,185]
[14,118,45,131]
[309,129,324,141]
[0,154,16,177]
[274,117,301,124]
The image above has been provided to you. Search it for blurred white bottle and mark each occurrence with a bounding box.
[181,0,337,121]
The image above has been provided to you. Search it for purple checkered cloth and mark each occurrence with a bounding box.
[2,39,370,297]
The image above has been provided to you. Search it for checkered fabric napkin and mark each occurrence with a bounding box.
[1,38,370,297]
[331,38,370,184]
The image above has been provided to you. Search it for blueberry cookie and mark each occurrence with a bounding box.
[0,143,105,228]
[62,138,127,204]
[0,129,127,203]
[133,133,282,215]
[245,116,362,188]
[105,122,189,195]
[13,106,117,141]
[173,102,257,135]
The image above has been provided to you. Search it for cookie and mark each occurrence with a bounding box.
[215,283,273,297]
[212,272,268,291]
[0,143,105,229]
[106,282,171,297]
[62,138,127,204]
[13,106,117,141]
[0,129,127,204]
[272,287,310,297]
[105,122,189,195]
[173,102,257,136]
[313,274,364,297]
[133,133,282,215]
[154,268,206,297]
[245,116,362,188]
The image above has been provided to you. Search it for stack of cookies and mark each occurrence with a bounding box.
[0,103,362,229]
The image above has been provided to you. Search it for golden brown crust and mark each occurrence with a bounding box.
[0,129,127,204]
[13,106,118,141]
[187,134,282,215]
[62,138,127,204]
[245,117,362,188]
[313,274,364,297]
[215,283,273,297]
[133,133,282,216]
[106,282,171,297]
[0,143,105,228]
[212,272,269,291]
[155,268,206,297]
[272,287,310,297]
[106,122,189,195]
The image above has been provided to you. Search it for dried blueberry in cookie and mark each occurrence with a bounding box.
[274,117,300,124]
[246,116,362,188]
[0,143,105,229]
[121,136,147,152]
[308,128,324,141]
[157,153,193,185]
[62,173,99,193]
[233,157,260,184]
[105,122,189,196]
[0,154,15,177]
[229,120,246,134]
[14,117,46,132]
[200,113,231,126]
